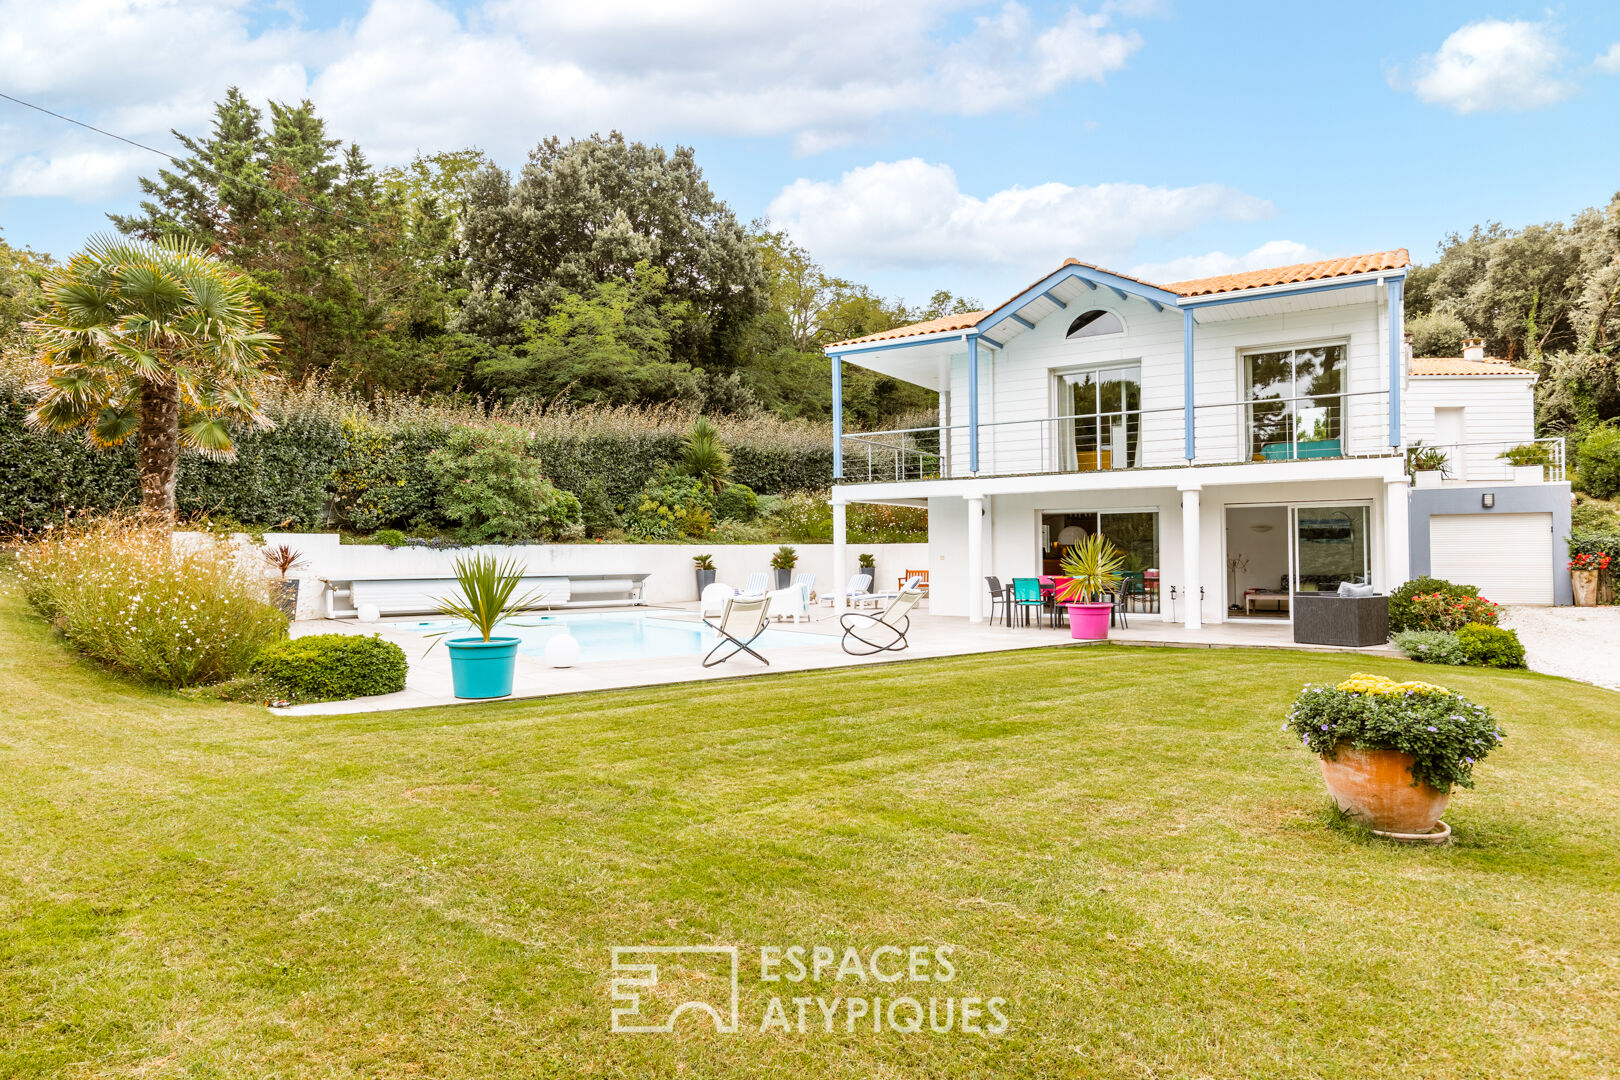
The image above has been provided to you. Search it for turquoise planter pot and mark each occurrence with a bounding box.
[446,636,520,698]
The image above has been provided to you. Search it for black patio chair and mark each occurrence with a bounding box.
[702,595,773,667]
[985,576,1009,625]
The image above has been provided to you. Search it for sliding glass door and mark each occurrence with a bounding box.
[1291,504,1370,592]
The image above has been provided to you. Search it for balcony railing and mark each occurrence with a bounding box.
[839,389,1401,483]
[1411,437,1566,483]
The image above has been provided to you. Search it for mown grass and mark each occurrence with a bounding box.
[1,586,1617,1078]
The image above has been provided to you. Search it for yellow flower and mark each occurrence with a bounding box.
[1334,672,1450,697]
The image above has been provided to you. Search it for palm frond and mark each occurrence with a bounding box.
[179,414,237,459]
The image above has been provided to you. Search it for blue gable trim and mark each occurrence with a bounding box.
[975,263,1182,340]
[1177,272,1406,310]
[1038,288,1067,310]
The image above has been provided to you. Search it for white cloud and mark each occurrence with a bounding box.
[1596,42,1620,75]
[1402,20,1571,113]
[0,145,150,200]
[0,0,1148,198]
[766,158,1274,270]
[1129,241,1324,285]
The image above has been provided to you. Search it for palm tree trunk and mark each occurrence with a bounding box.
[137,378,181,524]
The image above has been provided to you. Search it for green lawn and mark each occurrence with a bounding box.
[2,589,1618,1079]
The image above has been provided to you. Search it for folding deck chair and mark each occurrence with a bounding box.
[702,594,774,667]
[839,584,926,656]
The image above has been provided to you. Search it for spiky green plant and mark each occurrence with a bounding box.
[1055,534,1125,603]
[679,415,732,493]
[432,553,543,643]
[22,234,279,522]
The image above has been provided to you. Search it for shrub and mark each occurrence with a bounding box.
[1387,576,1479,632]
[252,633,408,703]
[12,515,287,688]
[572,477,622,537]
[624,469,714,540]
[333,414,447,531]
[1577,424,1620,499]
[1391,629,1468,665]
[1284,673,1505,792]
[1499,442,1553,468]
[714,482,758,522]
[1455,624,1527,669]
[426,426,581,543]
[1409,591,1501,632]
[679,416,732,493]
[374,529,408,547]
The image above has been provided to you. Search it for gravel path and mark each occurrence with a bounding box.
[1499,606,1620,692]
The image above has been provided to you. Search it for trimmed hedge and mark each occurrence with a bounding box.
[1455,624,1527,669]
[251,633,408,703]
[0,373,846,534]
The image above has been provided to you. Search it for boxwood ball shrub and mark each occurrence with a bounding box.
[252,634,408,703]
[1284,673,1505,792]
[1387,576,1480,632]
[714,482,759,522]
[1455,624,1527,669]
[1391,629,1468,665]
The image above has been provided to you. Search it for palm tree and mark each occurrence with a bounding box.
[679,415,732,494]
[24,235,278,522]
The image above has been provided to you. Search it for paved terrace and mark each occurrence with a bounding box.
[273,605,1400,716]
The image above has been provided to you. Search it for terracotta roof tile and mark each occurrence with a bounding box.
[1166,249,1411,297]
[1411,357,1536,376]
[826,249,1412,349]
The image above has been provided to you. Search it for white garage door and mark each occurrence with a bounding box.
[1430,513,1554,606]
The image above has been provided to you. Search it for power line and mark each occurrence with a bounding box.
[0,90,349,223]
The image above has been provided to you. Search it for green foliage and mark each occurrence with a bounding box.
[1405,442,1450,479]
[1285,675,1505,793]
[251,633,407,703]
[426,426,580,543]
[692,553,715,571]
[1387,576,1480,633]
[1391,630,1468,665]
[858,553,876,570]
[1055,534,1126,603]
[572,477,622,538]
[714,482,757,522]
[13,515,287,687]
[624,469,714,541]
[770,545,798,571]
[1499,442,1553,467]
[1576,424,1620,498]
[1409,591,1502,631]
[432,553,542,642]
[679,415,732,492]
[374,529,407,548]
[332,414,446,531]
[1405,310,1471,358]
[1568,498,1620,562]
[1456,624,1527,669]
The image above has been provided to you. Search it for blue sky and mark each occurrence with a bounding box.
[3,1,1619,308]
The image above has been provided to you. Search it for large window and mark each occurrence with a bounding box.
[1057,363,1140,471]
[1041,510,1160,613]
[1244,344,1346,461]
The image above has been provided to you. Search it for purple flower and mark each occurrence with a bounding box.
[1465,757,1474,763]
[1427,726,1438,732]
[1321,724,1329,731]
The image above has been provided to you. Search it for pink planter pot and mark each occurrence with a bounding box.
[1065,602,1113,640]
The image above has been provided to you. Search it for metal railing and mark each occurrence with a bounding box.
[1410,437,1565,483]
[838,389,1399,484]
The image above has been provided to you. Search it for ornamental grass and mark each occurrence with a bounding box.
[12,514,287,688]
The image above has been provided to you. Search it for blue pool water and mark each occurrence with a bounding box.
[392,611,827,663]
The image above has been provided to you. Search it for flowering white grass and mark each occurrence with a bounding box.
[13,515,287,687]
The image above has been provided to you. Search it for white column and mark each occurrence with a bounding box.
[966,493,985,623]
[832,499,849,611]
[1384,479,1410,591]
[1180,485,1202,630]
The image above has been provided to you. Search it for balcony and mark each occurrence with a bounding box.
[838,389,1402,484]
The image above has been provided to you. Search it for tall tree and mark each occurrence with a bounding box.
[23,236,278,521]
[457,132,766,370]
[1,229,54,358]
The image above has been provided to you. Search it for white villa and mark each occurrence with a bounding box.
[825,250,1573,627]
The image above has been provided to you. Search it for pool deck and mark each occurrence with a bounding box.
[271,605,1400,716]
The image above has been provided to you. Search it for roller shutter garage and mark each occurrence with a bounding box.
[1429,512,1554,606]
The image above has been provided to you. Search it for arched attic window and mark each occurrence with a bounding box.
[1066,309,1124,339]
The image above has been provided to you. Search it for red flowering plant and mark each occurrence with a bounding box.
[1408,591,1501,632]
[1569,552,1612,572]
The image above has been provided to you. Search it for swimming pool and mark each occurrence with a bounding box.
[391,611,829,664]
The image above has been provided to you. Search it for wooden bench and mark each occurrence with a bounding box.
[321,573,648,619]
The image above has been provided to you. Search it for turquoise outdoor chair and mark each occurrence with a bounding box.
[1010,577,1049,628]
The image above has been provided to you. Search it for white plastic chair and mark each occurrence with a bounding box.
[699,582,736,626]
[766,581,811,623]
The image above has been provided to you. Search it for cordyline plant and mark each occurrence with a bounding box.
[430,553,544,644]
[1055,534,1125,603]
[261,544,307,579]
[23,235,278,524]
[1284,673,1505,793]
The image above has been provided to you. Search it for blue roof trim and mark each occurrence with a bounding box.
[975,263,1182,340]
[825,332,972,358]
[1008,313,1037,331]
[1038,288,1067,310]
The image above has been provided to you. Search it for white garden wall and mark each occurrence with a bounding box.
[217,533,928,620]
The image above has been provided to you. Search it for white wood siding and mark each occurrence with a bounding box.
[942,290,1391,474]
[1402,376,1537,479]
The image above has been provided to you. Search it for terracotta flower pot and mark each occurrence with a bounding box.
[1319,744,1449,833]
